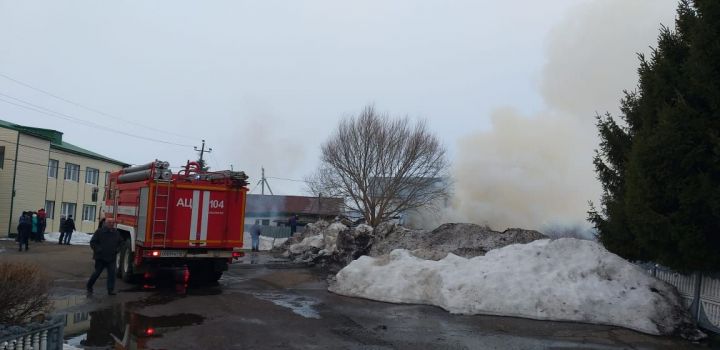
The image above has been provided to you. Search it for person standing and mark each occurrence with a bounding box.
[86,219,122,295]
[250,220,262,252]
[37,208,47,241]
[58,215,66,244]
[63,215,76,245]
[289,214,298,236]
[16,212,31,252]
[31,212,39,242]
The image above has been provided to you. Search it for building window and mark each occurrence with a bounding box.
[45,201,55,219]
[0,146,4,169]
[64,163,79,181]
[82,205,96,222]
[61,202,76,219]
[85,167,99,185]
[48,159,59,178]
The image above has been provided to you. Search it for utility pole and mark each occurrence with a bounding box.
[194,139,212,169]
[256,166,274,195]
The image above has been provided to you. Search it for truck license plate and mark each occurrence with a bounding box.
[160,250,185,257]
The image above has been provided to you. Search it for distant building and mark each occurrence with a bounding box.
[0,119,128,236]
[244,194,343,235]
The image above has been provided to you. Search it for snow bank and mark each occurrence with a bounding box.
[286,222,349,258]
[242,232,289,251]
[330,238,698,337]
[44,232,92,245]
[260,236,288,251]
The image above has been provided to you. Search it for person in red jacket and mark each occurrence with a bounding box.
[37,208,47,241]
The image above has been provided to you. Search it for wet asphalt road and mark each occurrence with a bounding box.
[1,240,716,350]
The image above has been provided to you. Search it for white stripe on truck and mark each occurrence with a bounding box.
[189,190,199,242]
[200,191,210,245]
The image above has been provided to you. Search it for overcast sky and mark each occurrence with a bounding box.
[0,0,675,199]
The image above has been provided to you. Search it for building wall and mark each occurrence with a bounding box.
[6,133,50,236]
[45,149,124,233]
[0,127,20,235]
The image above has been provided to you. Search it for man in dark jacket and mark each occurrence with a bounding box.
[289,214,298,236]
[63,215,76,245]
[86,218,122,295]
[58,215,66,244]
[16,211,31,252]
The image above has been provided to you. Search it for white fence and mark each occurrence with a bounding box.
[0,316,64,350]
[649,265,720,334]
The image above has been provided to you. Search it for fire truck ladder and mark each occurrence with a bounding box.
[151,179,172,247]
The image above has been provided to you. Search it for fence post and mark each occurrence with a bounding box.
[694,272,703,321]
[40,330,47,350]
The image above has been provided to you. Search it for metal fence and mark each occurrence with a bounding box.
[0,315,64,350]
[244,224,292,238]
[646,265,720,334]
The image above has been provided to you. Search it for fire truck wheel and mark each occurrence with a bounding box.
[188,266,223,285]
[119,240,137,283]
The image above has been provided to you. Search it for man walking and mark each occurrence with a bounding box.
[58,215,66,244]
[87,218,122,296]
[63,215,76,245]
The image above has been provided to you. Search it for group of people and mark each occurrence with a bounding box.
[15,209,77,252]
[15,209,47,251]
[58,214,76,245]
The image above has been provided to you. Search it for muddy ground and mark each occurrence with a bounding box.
[0,239,716,350]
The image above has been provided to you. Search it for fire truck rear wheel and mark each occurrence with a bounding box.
[119,240,137,283]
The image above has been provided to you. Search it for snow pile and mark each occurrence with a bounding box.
[243,231,289,251]
[260,236,288,251]
[284,222,349,261]
[44,232,92,245]
[330,238,701,338]
[371,223,546,260]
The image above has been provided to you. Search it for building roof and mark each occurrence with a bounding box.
[0,118,129,166]
[245,194,343,217]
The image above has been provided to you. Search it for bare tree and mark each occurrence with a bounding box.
[308,105,450,227]
[0,262,51,325]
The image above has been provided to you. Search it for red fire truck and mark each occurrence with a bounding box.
[103,160,248,283]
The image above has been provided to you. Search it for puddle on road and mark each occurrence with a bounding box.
[61,301,204,349]
[248,291,321,319]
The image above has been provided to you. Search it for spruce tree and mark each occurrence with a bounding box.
[590,0,720,271]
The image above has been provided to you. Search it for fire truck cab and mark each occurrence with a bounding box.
[104,160,248,283]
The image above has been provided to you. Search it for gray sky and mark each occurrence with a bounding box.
[0,0,674,201]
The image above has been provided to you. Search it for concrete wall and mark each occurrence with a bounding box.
[0,127,19,235]
[45,149,124,233]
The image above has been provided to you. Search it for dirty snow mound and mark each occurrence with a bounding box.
[280,222,375,268]
[330,238,700,338]
[284,222,351,262]
[370,223,546,260]
[260,236,288,251]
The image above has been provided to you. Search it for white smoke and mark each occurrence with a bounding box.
[446,0,677,234]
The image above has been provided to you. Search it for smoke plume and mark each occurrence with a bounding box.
[447,0,677,234]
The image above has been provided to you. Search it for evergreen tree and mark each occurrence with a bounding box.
[590,0,720,271]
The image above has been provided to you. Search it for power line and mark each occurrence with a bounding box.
[0,94,194,147]
[0,72,197,140]
[267,176,313,184]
